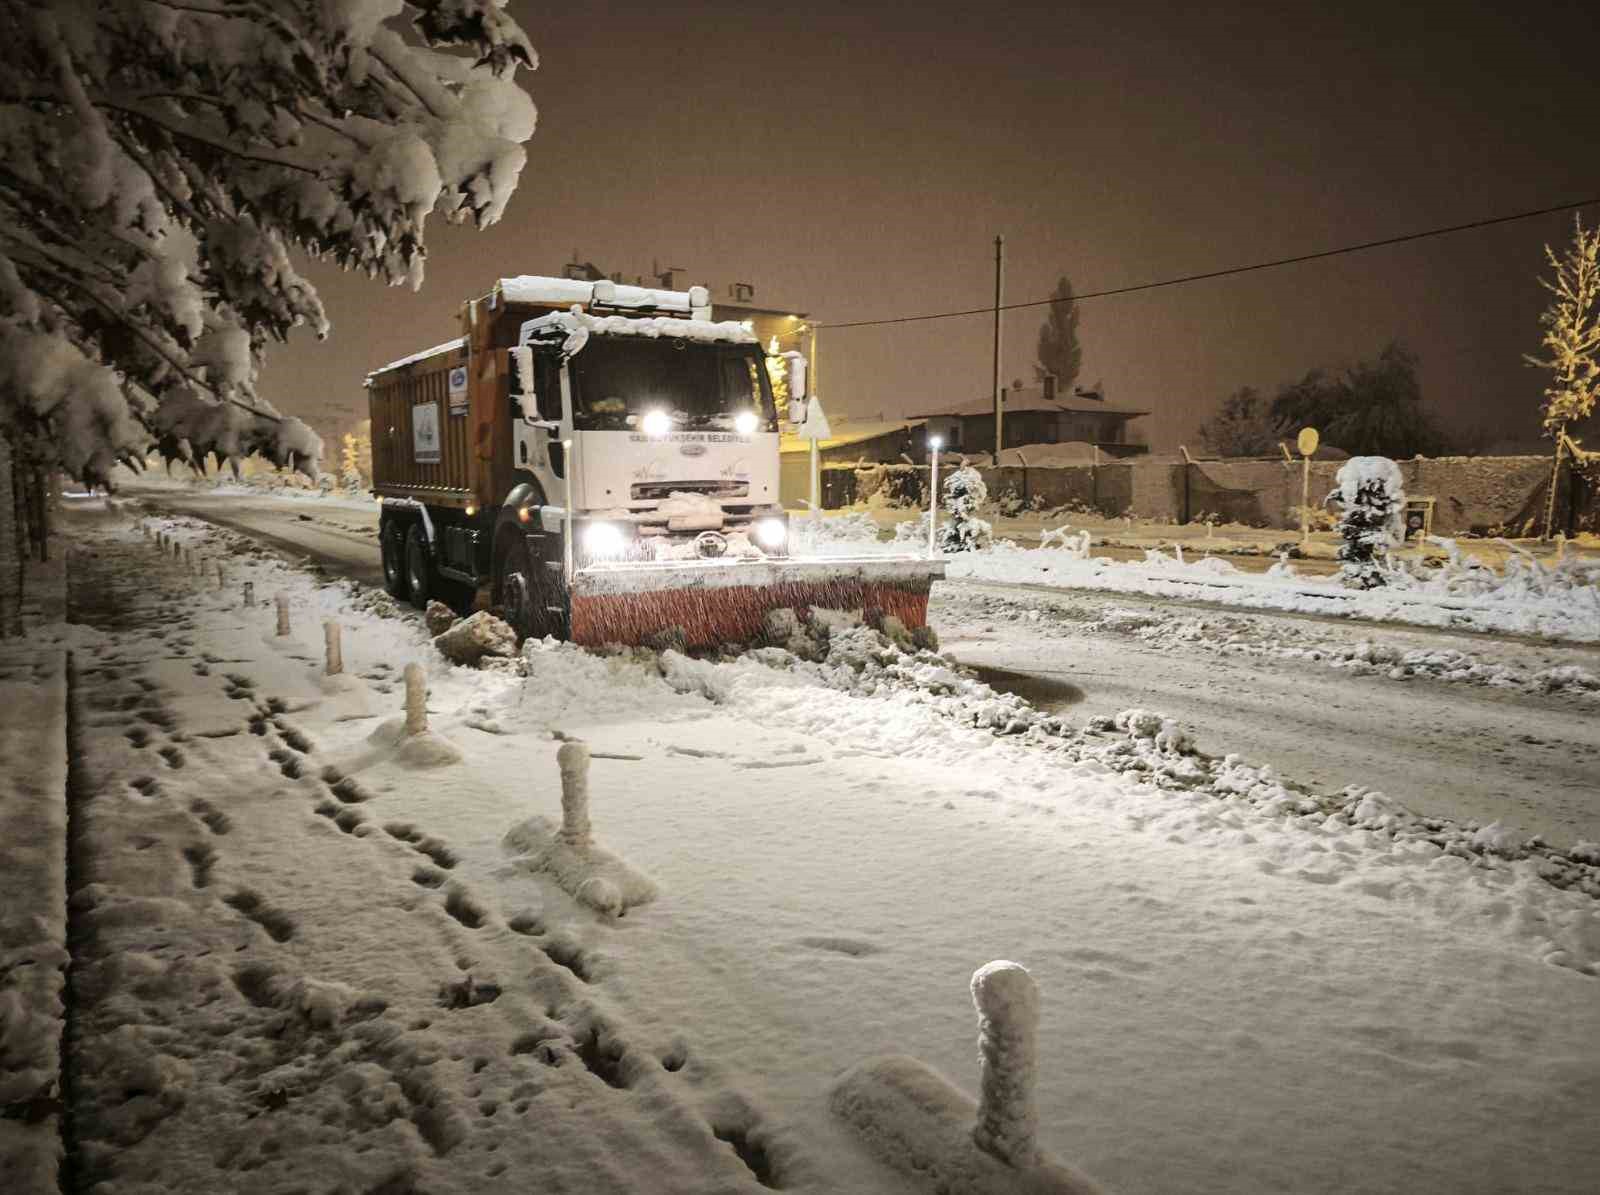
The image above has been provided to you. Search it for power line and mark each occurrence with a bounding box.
[816,194,1600,331]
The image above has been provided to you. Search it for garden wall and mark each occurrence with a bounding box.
[829,454,1587,535]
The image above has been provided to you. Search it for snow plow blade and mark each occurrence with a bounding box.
[568,556,945,649]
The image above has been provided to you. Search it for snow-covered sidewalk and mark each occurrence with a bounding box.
[0,644,69,1195]
[26,502,1600,1194]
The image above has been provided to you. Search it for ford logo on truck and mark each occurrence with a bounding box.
[679,443,707,457]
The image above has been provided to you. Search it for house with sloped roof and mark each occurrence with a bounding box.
[915,376,1148,458]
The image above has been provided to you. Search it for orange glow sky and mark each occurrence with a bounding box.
[261,0,1598,453]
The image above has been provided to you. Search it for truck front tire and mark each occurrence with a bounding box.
[381,519,409,599]
[404,524,434,610]
[497,536,562,642]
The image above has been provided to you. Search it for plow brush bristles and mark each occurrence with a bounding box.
[567,557,942,649]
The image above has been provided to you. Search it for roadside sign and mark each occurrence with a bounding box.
[447,365,469,415]
[413,401,441,464]
[797,395,832,441]
[1297,427,1319,457]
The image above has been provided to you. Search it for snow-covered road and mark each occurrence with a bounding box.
[942,583,1600,846]
[41,502,1599,1195]
[132,485,1600,847]
[16,500,1597,1195]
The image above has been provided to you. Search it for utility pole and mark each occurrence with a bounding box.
[992,235,1005,460]
[808,324,821,520]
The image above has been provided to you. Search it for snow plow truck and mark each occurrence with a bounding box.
[365,275,944,648]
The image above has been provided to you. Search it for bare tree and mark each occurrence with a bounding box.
[1525,214,1600,537]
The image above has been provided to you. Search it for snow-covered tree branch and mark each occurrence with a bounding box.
[0,0,537,484]
[1526,214,1600,440]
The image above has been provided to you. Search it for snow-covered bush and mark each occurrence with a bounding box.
[0,1,536,486]
[937,466,992,552]
[1328,457,1405,588]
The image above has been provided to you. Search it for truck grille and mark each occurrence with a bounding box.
[630,480,749,501]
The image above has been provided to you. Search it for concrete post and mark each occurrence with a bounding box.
[970,960,1040,1167]
[403,663,427,735]
[557,741,592,849]
[243,581,254,608]
[274,592,290,637]
[323,620,343,676]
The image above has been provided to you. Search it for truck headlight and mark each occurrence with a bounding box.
[582,521,626,558]
[754,518,787,548]
[734,411,759,435]
[640,409,672,438]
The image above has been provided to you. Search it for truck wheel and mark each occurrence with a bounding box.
[404,524,434,610]
[381,520,409,598]
[498,538,560,642]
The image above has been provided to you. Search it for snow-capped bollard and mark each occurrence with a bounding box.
[971,960,1040,1167]
[243,581,254,608]
[214,562,225,590]
[275,592,290,637]
[403,663,427,735]
[323,621,343,676]
[557,741,592,849]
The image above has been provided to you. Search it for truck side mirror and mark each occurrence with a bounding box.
[781,351,807,406]
[509,346,539,422]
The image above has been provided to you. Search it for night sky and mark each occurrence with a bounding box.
[262,0,1599,453]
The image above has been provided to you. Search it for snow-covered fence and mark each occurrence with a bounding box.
[403,663,427,734]
[830,960,1104,1194]
[274,592,290,637]
[558,741,592,848]
[323,621,343,677]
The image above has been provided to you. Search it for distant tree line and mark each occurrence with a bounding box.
[1197,341,1450,458]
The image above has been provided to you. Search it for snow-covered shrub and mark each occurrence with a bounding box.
[996,486,1024,517]
[1328,457,1405,588]
[937,467,993,552]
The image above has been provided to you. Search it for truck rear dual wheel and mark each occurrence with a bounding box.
[381,520,409,599]
[404,524,434,610]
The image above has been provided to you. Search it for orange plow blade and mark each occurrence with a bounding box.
[568,557,945,649]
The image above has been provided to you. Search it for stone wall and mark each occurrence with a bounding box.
[825,453,1586,535]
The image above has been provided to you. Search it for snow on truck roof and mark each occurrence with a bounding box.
[365,336,465,380]
[495,275,711,316]
[520,309,759,350]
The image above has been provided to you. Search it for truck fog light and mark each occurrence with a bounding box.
[755,518,787,548]
[582,521,626,558]
[734,411,759,435]
[641,409,672,438]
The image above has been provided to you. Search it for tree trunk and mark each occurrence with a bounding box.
[1542,428,1565,542]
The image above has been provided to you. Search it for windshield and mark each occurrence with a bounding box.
[568,338,777,432]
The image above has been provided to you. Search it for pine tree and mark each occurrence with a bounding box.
[1328,457,1405,589]
[0,1,536,487]
[937,466,992,552]
[1034,277,1082,393]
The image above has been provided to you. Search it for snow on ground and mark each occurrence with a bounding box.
[793,514,1600,643]
[25,501,1599,1194]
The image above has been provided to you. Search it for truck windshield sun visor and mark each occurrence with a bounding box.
[568,340,777,432]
